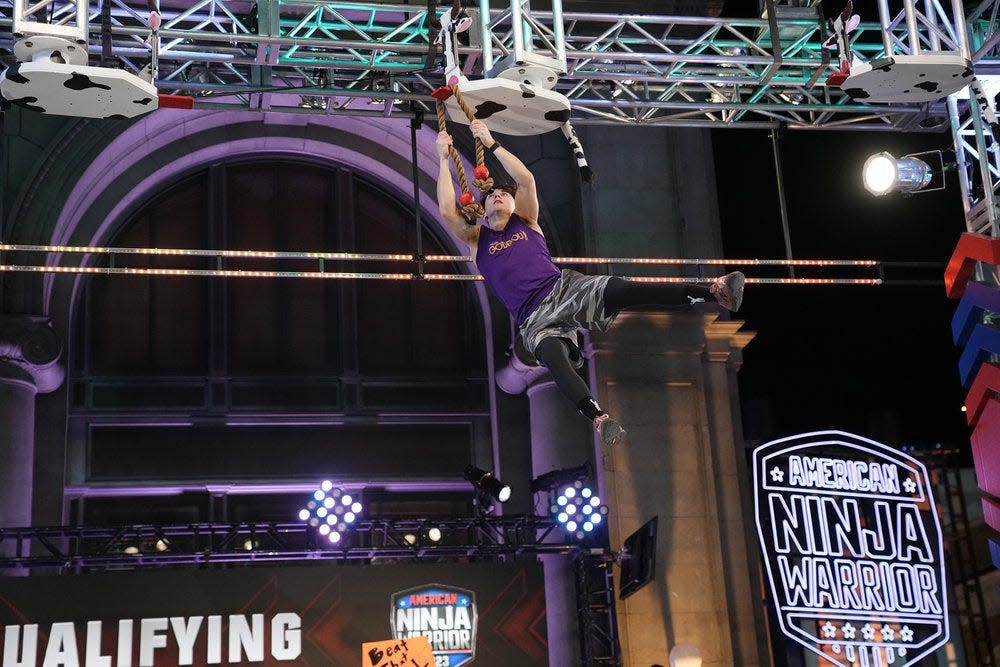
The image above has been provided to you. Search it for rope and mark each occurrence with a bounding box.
[434,81,502,223]
[449,85,494,192]
[435,99,483,222]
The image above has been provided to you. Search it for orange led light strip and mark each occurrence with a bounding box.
[0,244,413,262]
[0,265,881,285]
[1,244,878,267]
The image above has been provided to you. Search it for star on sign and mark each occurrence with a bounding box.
[881,625,895,641]
[903,478,917,493]
[821,622,837,638]
[842,623,857,639]
[900,626,915,642]
[862,624,876,640]
[770,466,784,482]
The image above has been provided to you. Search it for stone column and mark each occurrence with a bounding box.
[591,311,756,667]
[701,318,769,666]
[497,348,594,666]
[527,377,593,667]
[0,316,65,532]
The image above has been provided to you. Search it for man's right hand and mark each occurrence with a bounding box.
[436,131,453,159]
[469,119,494,148]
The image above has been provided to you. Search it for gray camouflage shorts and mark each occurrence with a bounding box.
[519,269,616,355]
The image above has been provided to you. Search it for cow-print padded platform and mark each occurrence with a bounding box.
[443,77,572,136]
[836,53,973,104]
[0,61,159,119]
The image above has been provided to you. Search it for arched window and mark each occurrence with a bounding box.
[68,159,488,524]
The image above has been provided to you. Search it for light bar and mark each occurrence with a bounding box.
[0,265,416,280]
[622,276,882,285]
[0,243,413,262]
[550,257,879,267]
[0,265,881,285]
[2,244,878,267]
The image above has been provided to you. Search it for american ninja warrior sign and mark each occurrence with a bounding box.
[390,584,477,667]
[753,431,948,667]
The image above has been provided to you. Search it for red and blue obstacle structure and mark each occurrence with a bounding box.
[946,233,1000,558]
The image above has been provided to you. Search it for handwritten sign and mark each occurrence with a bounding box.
[362,636,435,667]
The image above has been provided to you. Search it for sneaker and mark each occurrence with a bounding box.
[710,271,745,312]
[594,414,627,447]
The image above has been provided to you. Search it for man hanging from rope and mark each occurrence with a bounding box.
[435,120,745,448]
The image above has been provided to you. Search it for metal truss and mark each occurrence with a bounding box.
[3,0,1000,129]
[949,92,1000,235]
[1,519,623,664]
[575,551,621,665]
[949,1,1000,237]
[0,517,599,569]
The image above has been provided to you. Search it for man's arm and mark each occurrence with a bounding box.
[470,120,540,227]
[436,131,479,249]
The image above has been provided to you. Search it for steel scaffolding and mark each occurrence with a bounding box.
[0,518,594,568]
[2,0,999,129]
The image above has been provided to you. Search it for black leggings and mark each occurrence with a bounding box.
[532,277,715,419]
[602,277,713,314]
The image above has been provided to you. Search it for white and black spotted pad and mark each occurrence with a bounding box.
[443,77,572,136]
[836,54,974,104]
[0,61,159,119]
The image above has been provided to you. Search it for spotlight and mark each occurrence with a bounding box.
[862,150,944,196]
[548,480,609,541]
[464,465,511,503]
[399,525,444,548]
[298,481,363,546]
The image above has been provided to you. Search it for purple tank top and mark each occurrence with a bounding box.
[476,214,561,325]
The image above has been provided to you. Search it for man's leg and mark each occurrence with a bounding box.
[533,336,626,447]
[602,272,744,314]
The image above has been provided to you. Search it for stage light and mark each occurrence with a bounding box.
[548,479,609,540]
[464,465,511,503]
[399,524,444,547]
[298,482,363,546]
[862,151,934,196]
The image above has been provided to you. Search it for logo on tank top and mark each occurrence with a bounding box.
[488,230,529,255]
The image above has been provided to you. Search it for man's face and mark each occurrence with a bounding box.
[482,186,516,221]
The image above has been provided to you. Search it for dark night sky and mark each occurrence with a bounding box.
[711,127,972,450]
[709,0,974,452]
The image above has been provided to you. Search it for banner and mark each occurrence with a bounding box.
[0,561,547,666]
[753,430,948,667]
